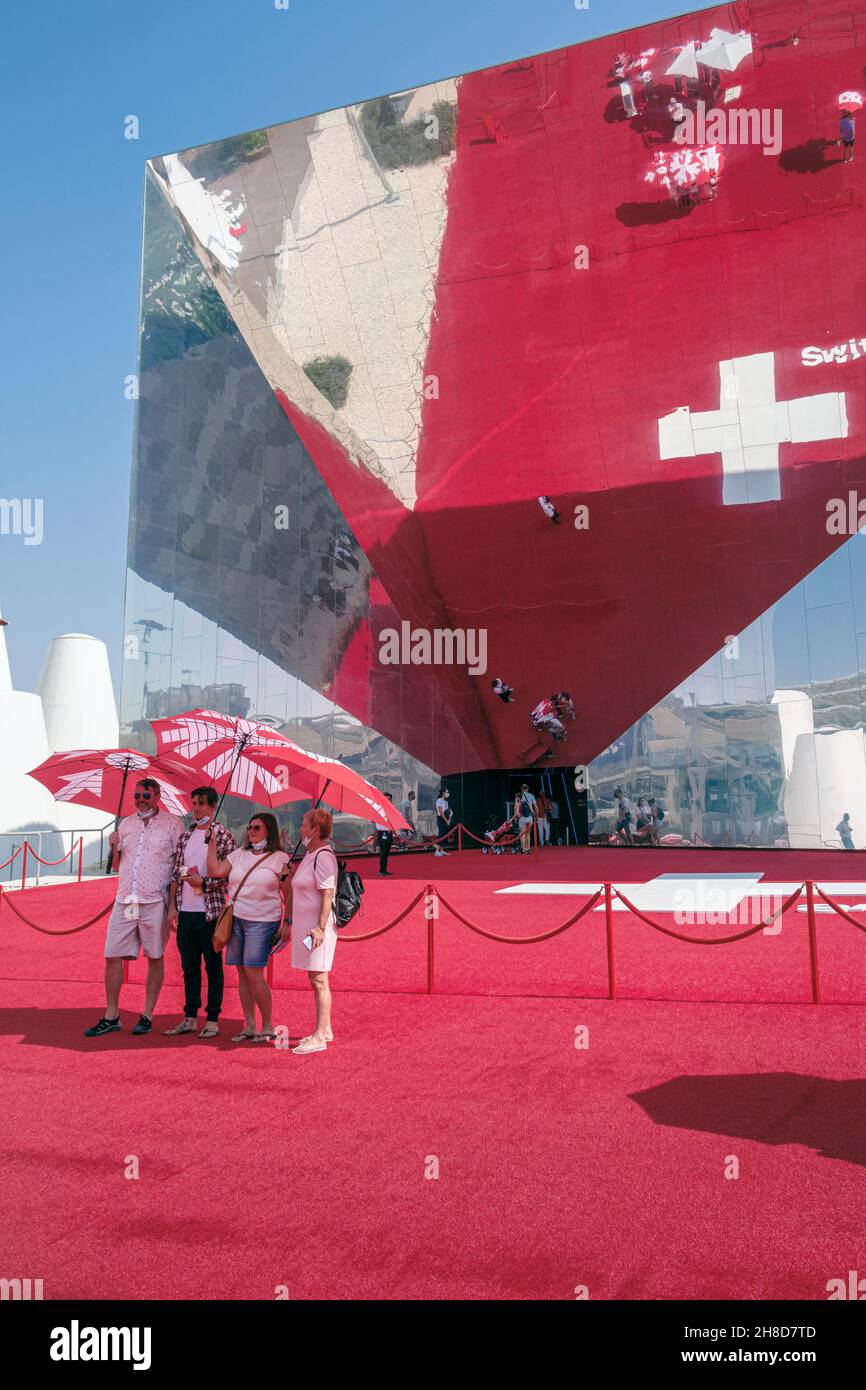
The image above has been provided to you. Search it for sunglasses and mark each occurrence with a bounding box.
[133,791,154,801]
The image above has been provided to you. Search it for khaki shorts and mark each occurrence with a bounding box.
[104,899,169,960]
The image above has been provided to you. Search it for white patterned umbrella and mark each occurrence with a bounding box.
[666,43,699,80]
[150,710,409,831]
[695,28,753,72]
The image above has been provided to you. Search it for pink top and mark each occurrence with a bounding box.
[226,848,290,922]
[116,810,182,905]
[290,846,338,933]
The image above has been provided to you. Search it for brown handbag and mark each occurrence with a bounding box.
[212,851,278,952]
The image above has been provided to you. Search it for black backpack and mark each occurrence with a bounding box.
[656,806,665,823]
[315,849,364,928]
[520,795,533,818]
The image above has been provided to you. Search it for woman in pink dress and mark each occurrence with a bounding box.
[290,808,339,1055]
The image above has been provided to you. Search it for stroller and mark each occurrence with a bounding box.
[482,814,521,854]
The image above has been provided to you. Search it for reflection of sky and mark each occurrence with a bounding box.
[672,530,866,706]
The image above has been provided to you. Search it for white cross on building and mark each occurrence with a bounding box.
[658,351,848,504]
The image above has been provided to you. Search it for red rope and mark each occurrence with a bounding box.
[814,885,866,934]
[339,887,428,942]
[432,887,603,943]
[611,884,804,944]
[25,842,78,868]
[0,889,114,935]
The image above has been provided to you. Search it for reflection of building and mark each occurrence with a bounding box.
[124,3,866,847]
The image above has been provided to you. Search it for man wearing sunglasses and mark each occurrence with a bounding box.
[85,778,182,1037]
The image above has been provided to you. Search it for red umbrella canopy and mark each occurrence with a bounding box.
[28,748,200,819]
[150,710,410,831]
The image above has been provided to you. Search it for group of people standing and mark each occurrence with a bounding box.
[612,788,664,846]
[84,779,339,1053]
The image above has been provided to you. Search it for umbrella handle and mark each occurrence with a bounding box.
[105,758,132,874]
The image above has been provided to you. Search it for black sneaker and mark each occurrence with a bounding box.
[131,1015,153,1035]
[84,1016,121,1037]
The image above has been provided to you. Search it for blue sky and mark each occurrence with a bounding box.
[1,0,687,694]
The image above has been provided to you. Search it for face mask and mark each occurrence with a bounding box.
[137,807,155,819]
[249,836,267,851]
[193,814,211,827]
[301,834,313,847]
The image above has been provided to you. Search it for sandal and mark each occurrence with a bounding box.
[200,1022,219,1039]
[163,1018,197,1036]
[252,1030,277,1043]
[231,1029,257,1042]
[292,1037,327,1054]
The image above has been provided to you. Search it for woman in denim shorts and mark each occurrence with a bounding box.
[206,812,291,1042]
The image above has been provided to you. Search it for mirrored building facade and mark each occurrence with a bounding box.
[122,0,866,847]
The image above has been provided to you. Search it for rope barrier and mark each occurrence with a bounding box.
[814,885,866,934]
[25,840,81,868]
[611,884,804,944]
[339,887,428,942]
[0,889,114,935]
[432,886,603,944]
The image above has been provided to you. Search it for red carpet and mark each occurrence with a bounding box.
[1,858,864,1300]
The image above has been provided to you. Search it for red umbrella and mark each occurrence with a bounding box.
[150,710,409,833]
[28,748,201,870]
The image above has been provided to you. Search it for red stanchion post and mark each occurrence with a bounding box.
[458,823,463,855]
[805,880,820,1004]
[604,882,615,999]
[426,883,435,995]
[122,960,130,986]
[266,956,274,988]
[20,841,28,892]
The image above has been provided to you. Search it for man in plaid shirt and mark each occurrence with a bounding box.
[164,787,237,1038]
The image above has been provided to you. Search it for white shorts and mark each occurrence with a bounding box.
[104,899,169,960]
[518,816,533,830]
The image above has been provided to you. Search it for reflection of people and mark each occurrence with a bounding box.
[837,813,855,850]
[435,788,452,857]
[373,795,394,876]
[538,495,561,525]
[536,790,551,845]
[290,809,339,1054]
[400,789,415,844]
[515,783,537,853]
[839,110,855,162]
[491,677,516,703]
[206,812,291,1043]
[85,779,182,1038]
[613,788,634,846]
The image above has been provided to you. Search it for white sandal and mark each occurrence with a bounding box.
[292,1037,327,1054]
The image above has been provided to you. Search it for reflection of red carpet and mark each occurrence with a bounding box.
[1,869,863,1299]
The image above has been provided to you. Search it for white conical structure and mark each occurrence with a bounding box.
[0,604,60,832]
[37,633,119,752]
